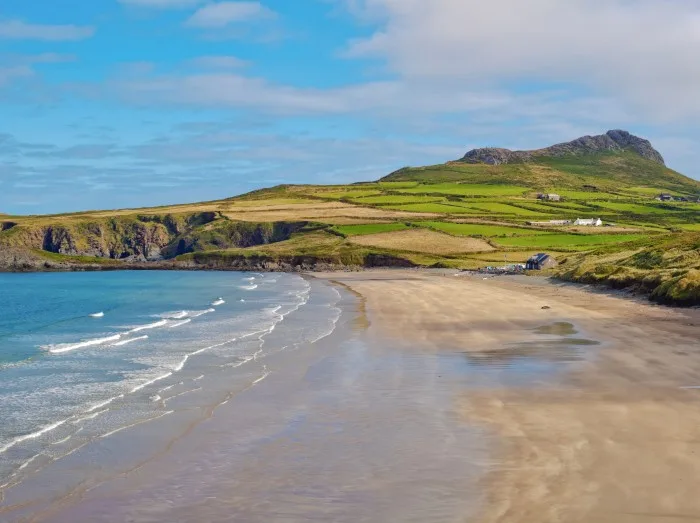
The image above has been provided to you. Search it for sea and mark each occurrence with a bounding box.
[0,271,342,514]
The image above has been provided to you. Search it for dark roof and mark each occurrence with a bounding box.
[528,253,551,263]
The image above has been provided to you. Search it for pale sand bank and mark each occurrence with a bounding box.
[316,270,700,523]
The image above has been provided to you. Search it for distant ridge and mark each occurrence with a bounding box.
[460,130,665,166]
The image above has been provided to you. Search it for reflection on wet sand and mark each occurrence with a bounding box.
[464,322,600,368]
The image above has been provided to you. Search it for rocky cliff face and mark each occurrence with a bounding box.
[0,212,221,263]
[460,130,665,166]
[0,212,314,270]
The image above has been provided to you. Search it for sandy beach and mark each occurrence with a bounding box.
[317,270,700,523]
[4,269,700,522]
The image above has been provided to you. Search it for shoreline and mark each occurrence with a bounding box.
[4,269,700,521]
[1,272,488,522]
[4,260,697,310]
[315,270,700,522]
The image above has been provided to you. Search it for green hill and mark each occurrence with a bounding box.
[2,129,700,303]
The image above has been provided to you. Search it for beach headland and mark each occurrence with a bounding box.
[315,269,700,522]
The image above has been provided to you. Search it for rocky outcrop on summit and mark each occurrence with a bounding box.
[460,130,665,166]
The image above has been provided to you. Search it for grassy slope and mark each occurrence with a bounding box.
[3,149,700,302]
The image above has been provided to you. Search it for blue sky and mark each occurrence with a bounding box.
[1,0,699,214]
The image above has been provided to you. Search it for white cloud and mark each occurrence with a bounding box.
[119,0,203,7]
[109,70,633,132]
[0,19,95,41]
[342,0,700,121]
[189,55,249,69]
[185,2,275,28]
[0,66,32,86]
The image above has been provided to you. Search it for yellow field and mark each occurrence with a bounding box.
[348,229,494,254]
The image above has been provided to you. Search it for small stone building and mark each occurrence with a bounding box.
[537,193,561,202]
[525,253,558,270]
[574,218,603,227]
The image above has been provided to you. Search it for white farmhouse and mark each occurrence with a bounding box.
[574,218,603,227]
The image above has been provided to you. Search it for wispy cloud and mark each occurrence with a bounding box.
[343,0,700,121]
[0,66,33,86]
[188,55,249,69]
[185,2,276,28]
[0,19,95,41]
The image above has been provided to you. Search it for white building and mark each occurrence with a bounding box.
[574,218,603,227]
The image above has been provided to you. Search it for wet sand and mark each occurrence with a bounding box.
[319,270,700,522]
[9,280,489,523]
[7,269,700,522]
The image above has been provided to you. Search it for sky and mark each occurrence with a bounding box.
[1,0,700,214]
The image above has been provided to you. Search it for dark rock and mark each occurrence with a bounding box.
[461,148,531,165]
[460,130,665,166]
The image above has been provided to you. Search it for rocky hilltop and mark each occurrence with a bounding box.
[460,130,665,166]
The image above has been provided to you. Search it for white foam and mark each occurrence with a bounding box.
[0,419,69,455]
[189,308,216,318]
[86,395,123,413]
[72,408,109,424]
[172,337,238,373]
[44,334,122,354]
[163,311,188,320]
[169,319,192,328]
[89,312,104,318]
[211,298,225,306]
[51,434,75,446]
[163,387,202,405]
[130,372,173,393]
[18,453,44,471]
[129,319,168,334]
[99,411,173,440]
[112,335,148,347]
[252,366,270,385]
[240,284,258,291]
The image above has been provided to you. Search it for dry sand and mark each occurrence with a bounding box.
[316,270,700,523]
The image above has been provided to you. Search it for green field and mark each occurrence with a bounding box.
[535,201,596,211]
[620,186,688,197]
[385,203,479,214]
[351,195,444,205]
[396,183,529,197]
[494,233,648,250]
[592,201,680,214]
[378,181,420,189]
[464,202,552,216]
[420,222,548,237]
[548,190,623,200]
[313,189,382,199]
[333,223,411,236]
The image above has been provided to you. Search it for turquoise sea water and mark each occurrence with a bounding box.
[0,271,341,496]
